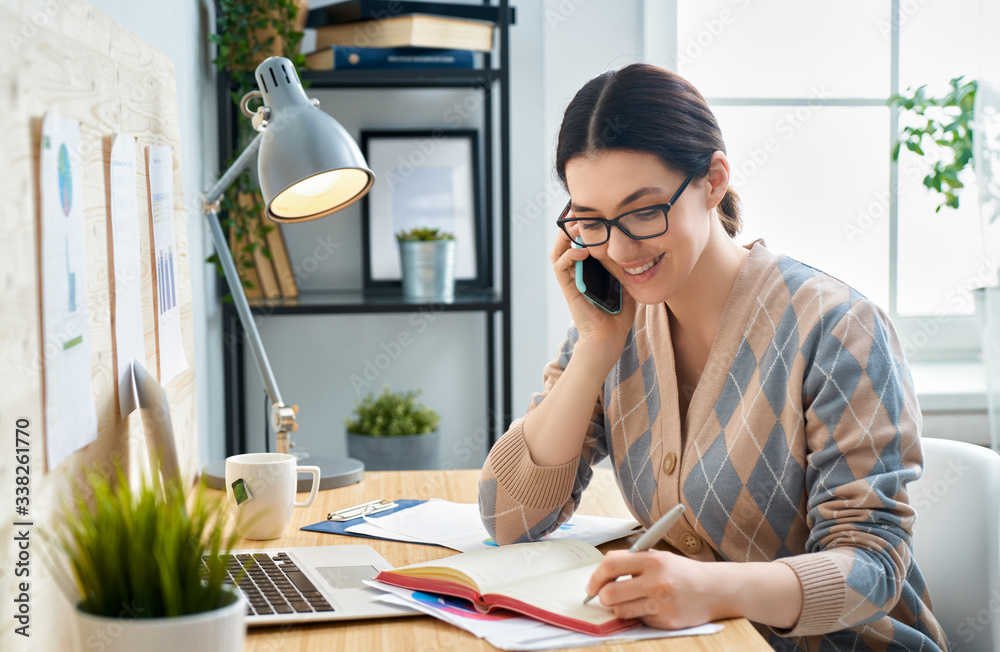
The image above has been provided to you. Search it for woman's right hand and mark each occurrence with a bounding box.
[551,228,637,364]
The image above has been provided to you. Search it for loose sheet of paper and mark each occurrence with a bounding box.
[367,581,723,651]
[40,113,98,468]
[147,145,187,384]
[109,134,146,417]
[350,498,641,552]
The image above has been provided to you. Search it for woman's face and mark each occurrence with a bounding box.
[563,150,713,306]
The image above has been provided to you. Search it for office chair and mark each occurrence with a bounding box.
[909,437,1000,652]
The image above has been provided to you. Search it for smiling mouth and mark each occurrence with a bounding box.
[623,253,664,276]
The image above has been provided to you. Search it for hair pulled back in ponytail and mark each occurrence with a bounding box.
[555,64,742,237]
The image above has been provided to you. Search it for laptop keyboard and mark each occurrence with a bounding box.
[202,552,335,617]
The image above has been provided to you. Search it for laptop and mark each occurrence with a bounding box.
[132,361,418,626]
[202,545,417,625]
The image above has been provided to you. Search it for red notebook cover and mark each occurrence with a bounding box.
[374,571,637,636]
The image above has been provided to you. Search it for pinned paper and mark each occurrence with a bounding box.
[109,134,146,417]
[40,113,98,468]
[147,145,188,384]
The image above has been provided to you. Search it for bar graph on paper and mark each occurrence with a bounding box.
[148,146,188,383]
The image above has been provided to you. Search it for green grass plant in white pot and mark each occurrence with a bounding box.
[345,386,442,470]
[53,464,245,652]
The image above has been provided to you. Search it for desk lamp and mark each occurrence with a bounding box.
[201,56,372,490]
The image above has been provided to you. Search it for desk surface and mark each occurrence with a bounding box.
[235,468,772,652]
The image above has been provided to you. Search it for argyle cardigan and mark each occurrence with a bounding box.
[479,242,948,651]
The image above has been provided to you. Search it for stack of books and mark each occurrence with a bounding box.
[232,193,299,301]
[301,0,512,71]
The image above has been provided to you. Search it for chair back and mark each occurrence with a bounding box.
[910,437,1000,652]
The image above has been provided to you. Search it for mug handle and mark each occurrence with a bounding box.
[294,465,321,508]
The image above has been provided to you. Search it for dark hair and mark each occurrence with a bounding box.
[555,64,742,237]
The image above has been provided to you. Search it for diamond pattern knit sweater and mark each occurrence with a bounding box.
[479,242,947,651]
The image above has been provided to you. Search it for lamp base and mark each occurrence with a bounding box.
[202,454,365,492]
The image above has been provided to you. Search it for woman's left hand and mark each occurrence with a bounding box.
[586,549,733,630]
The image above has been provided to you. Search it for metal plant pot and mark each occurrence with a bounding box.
[398,239,456,302]
[346,431,442,471]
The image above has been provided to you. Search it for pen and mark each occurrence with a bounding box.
[583,503,686,605]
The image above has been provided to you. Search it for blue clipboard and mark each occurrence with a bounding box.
[300,499,445,547]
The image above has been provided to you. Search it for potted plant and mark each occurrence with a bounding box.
[396,227,457,302]
[53,464,245,652]
[345,386,442,471]
[209,0,308,298]
[889,75,976,213]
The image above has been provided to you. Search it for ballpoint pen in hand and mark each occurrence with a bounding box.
[583,503,686,605]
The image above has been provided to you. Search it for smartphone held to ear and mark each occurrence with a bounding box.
[573,243,623,314]
[559,201,623,314]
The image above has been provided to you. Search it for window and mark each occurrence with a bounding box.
[673,0,985,361]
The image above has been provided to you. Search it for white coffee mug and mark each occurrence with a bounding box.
[225,453,321,540]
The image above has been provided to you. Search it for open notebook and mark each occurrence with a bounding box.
[374,539,637,636]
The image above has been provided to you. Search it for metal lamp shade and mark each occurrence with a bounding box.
[254,57,374,223]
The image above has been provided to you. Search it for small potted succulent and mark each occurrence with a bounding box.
[396,227,457,302]
[53,464,245,652]
[345,386,442,471]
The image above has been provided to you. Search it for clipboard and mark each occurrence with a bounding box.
[300,498,444,547]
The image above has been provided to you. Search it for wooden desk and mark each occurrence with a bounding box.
[235,469,772,652]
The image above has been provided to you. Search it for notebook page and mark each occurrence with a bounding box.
[491,562,620,627]
[400,540,604,594]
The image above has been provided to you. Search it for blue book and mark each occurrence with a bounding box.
[304,45,475,71]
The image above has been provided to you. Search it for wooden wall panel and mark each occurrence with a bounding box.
[0,1,198,648]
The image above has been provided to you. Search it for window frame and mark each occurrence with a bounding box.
[651,0,981,362]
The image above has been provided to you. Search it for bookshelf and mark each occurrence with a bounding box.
[216,0,513,459]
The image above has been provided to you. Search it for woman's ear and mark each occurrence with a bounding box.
[704,151,730,210]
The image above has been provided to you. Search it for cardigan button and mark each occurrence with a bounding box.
[662,452,677,475]
[680,531,702,555]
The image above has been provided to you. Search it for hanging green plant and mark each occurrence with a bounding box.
[208,0,308,297]
[889,76,977,213]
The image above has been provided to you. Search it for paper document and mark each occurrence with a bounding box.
[351,498,641,552]
[39,113,98,468]
[366,581,723,651]
[109,134,146,417]
[147,145,187,384]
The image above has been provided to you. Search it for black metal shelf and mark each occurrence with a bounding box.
[219,0,512,456]
[247,288,503,315]
[302,68,500,89]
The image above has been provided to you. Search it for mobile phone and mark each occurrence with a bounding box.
[559,202,623,314]
[231,477,253,505]
[574,249,623,314]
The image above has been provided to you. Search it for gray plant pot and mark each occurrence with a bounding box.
[346,430,441,471]
[398,239,456,302]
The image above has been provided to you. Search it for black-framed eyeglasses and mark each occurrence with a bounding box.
[556,173,695,247]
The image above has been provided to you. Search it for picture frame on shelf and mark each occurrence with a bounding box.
[360,129,485,291]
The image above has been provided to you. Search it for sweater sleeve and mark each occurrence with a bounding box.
[775,298,923,637]
[478,325,611,545]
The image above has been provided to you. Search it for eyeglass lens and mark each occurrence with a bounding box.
[564,207,667,246]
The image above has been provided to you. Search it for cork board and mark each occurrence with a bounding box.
[0,1,201,647]
[0,1,198,487]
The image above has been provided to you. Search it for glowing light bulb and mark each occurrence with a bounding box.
[288,171,341,198]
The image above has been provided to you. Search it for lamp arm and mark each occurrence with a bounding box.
[204,131,298,453]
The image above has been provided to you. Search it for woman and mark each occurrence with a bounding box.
[478,63,947,651]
